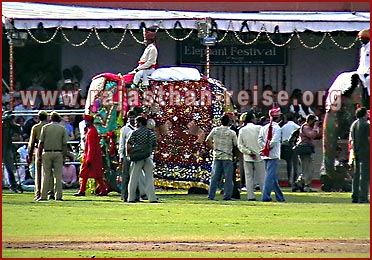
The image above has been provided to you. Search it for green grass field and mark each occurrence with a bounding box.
[2,188,370,258]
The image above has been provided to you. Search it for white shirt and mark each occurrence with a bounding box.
[281,120,300,142]
[78,120,86,150]
[118,123,136,159]
[137,43,158,71]
[357,41,370,95]
[237,123,263,162]
[258,121,282,160]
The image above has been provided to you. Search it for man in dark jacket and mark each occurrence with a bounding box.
[349,106,370,203]
[2,111,23,193]
[126,116,158,203]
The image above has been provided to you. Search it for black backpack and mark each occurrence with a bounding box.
[280,127,300,160]
[288,127,301,147]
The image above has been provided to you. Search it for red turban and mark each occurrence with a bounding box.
[145,31,157,41]
[269,106,281,118]
[358,29,370,39]
[83,114,94,122]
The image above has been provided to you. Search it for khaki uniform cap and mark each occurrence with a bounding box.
[38,110,48,116]
[50,111,60,117]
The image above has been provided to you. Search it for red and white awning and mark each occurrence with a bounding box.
[2,2,370,33]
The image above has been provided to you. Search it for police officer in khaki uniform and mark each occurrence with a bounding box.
[27,110,51,200]
[37,111,69,201]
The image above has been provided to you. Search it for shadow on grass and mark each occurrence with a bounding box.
[2,189,357,205]
[156,191,353,204]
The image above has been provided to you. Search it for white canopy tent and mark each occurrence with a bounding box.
[2,2,370,33]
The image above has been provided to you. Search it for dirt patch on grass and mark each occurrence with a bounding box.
[3,239,370,254]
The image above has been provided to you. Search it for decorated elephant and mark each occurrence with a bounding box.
[84,67,233,193]
[139,67,234,190]
[84,72,127,193]
[321,71,369,189]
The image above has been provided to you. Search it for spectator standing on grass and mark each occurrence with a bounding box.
[258,106,285,202]
[226,111,242,199]
[27,110,51,200]
[238,111,265,201]
[74,114,108,197]
[2,111,23,193]
[280,112,300,188]
[118,110,145,202]
[296,114,320,192]
[206,114,238,201]
[38,111,69,201]
[126,116,158,203]
[349,106,370,203]
[237,112,248,191]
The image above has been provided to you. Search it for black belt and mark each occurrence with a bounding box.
[44,150,62,152]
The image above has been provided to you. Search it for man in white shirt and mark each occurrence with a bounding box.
[130,31,158,89]
[280,113,301,188]
[258,107,285,202]
[237,111,264,201]
[78,119,86,151]
[118,110,145,202]
[356,29,370,96]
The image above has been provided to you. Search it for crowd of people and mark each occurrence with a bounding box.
[2,100,368,204]
[207,103,369,203]
[206,105,319,202]
[2,29,369,204]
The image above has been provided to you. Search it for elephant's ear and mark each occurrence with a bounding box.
[343,73,360,97]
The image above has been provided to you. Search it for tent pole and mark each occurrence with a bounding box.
[8,37,14,111]
[206,45,210,78]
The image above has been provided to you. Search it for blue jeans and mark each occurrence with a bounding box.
[261,159,285,202]
[208,160,234,200]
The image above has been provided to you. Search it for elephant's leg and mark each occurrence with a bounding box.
[322,111,339,176]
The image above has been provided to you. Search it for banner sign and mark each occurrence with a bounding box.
[179,37,287,66]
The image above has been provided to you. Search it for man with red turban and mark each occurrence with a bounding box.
[130,30,158,89]
[74,114,108,196]
[357,29,370,97]
[258,106,285,202]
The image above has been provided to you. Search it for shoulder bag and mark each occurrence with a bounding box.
[292,124,315,156]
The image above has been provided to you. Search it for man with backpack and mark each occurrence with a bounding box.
[118,110,146,202]
[126,116,158,203]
